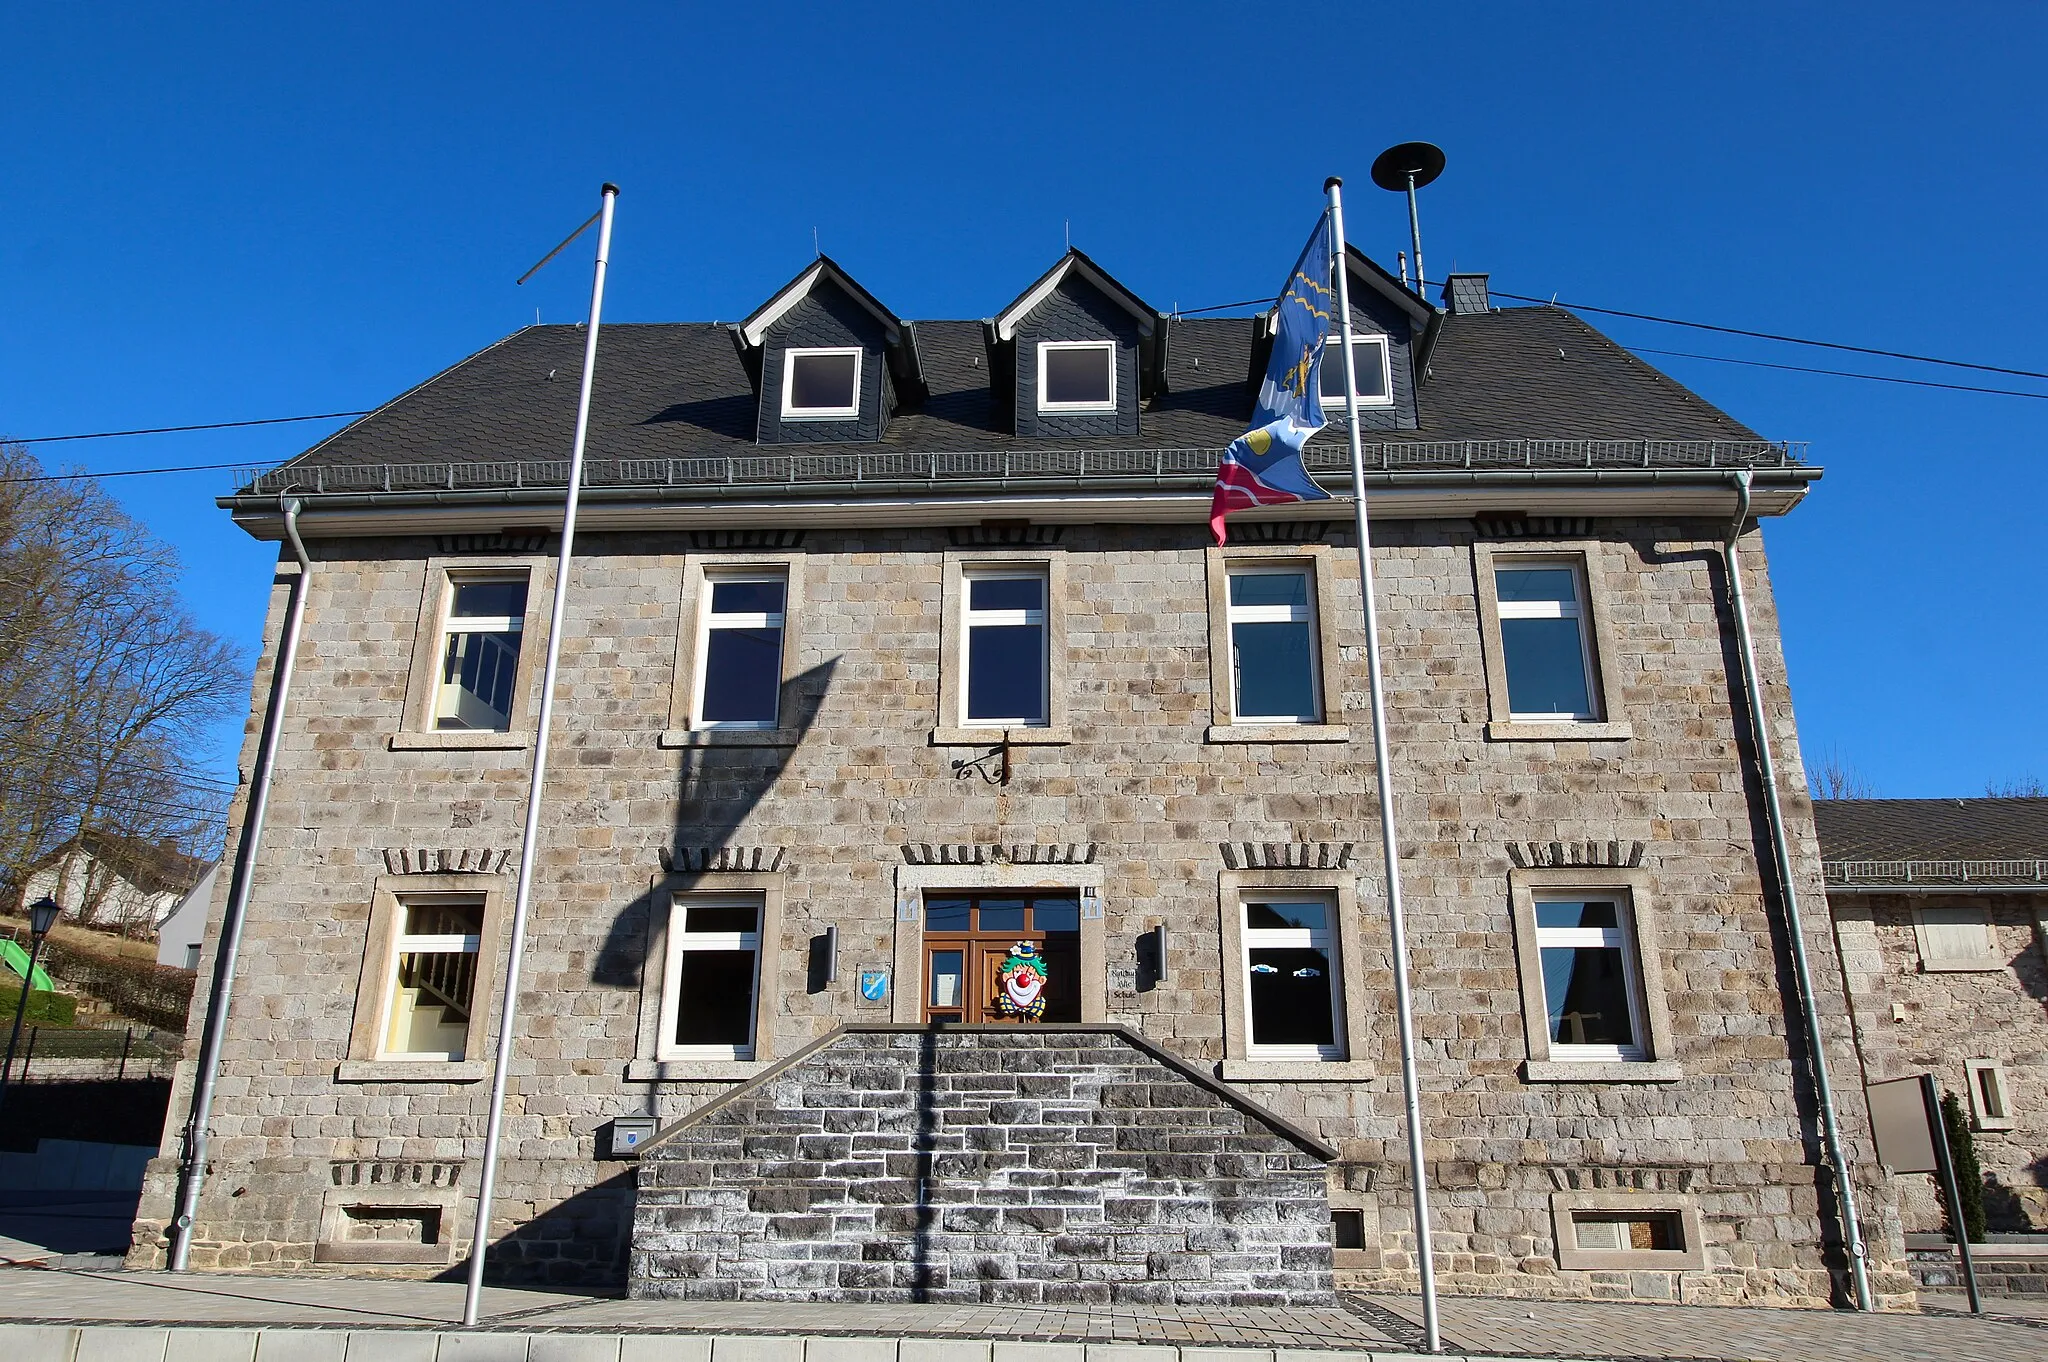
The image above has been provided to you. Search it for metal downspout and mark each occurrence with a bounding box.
[167,497,313,1271]
[1722,470,1873,1310]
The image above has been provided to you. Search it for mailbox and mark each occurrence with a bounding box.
[606,1116,658,1159]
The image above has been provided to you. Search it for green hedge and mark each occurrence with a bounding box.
[0,984,80,1027]
[34,939,193,1032]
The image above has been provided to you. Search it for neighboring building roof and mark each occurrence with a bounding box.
[29,829,211,899]
[251,305,1772,480]
[1814,797,2048,886]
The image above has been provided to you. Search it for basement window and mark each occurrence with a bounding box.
[1037,341,1115,413]
[1331,1208,1365,1250]
[1967,1058,2015,1130]
[1317,335,1394,407]
[781,347,862,420]
[1570,1210,1684,1253]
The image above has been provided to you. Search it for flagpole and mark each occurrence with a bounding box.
[1325,175,1440,1353]
[461,181,617,1329]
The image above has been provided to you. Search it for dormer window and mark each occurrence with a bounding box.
[781,347,862,420]
[1318,335,1394,408]
[1037,341,1115,414]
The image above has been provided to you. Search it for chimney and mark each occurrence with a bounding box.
[1442,273,1490,315]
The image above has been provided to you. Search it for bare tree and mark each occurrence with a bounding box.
[1986,776,2046,798]
[0,444,244,933]
[1808,745,1876,801]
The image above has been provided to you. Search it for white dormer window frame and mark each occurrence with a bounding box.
[1318,334,1396,410]
[780,346,863,421]
[1036,340,1117,414]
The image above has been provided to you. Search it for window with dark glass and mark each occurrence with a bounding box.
[380,898,482,1061]
[1534,897,1645,1061]
[1571,1211,1683,1253]
[963,571,1047,725]
[693,574,786,729]
[781,347,862,419]
[1241,898,1341,1059]
[1227,567,1320,722]
[1495,564,1599,720]
[921,893,1080,1024]
[1037,341,1115,412]
[435,577,527,731]
[661,896,762,1059]
[1316,335,1393,406]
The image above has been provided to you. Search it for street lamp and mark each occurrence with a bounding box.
[0,896,61,1109]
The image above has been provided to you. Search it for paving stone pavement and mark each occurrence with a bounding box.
[1,1271,2044,1362]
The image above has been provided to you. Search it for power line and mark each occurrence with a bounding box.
[1629,346,2048,401]
[11,412,371,445]
[0,460,258,487]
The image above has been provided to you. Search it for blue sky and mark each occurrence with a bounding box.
[4,3,2042,796]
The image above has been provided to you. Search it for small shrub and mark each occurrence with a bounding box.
[1941,1089,1987,1243]
[0,985,79,1027]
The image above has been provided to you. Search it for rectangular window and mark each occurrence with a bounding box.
[963,570,1048,725]
[1495,563,1600,720]
[1967,1058,2015,1129]
[659,895,763,1060]
[692,574,786,729]
[1241,897,1342,1060]
[380,898,483,1061]
[1037,341,1115,413]
[1570,1211,1684,1253]
[1534,896,1646,1062]
[1915,906,1999,969]
[1228,567,1320,722]
[781,347,862,419]
[1316,335,1393,407]
[434,576,527,731]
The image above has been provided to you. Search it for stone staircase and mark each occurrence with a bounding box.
[1908,1233,2048,1297]
[631,1024,1336,1306]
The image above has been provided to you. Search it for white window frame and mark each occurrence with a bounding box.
[1533,893,1648,1063]
[1495,560,1601,722]
[1036,340,1117,414]
[433,573,528,733]
[960,568,1049,728]
[657,893,764,1062]
[780,346,863,421]
[1240,895,1345,1062]
[1966,1057,2016,1131]
[1226,564,1323,724]
[1318,335,1395,409]
[377,897,484,1063]
[689,571,788,731]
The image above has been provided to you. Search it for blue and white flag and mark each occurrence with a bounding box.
[1210,214,1336,543]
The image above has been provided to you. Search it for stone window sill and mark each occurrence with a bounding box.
[335,1060,488,1084]
[929,726,1073,747]
[1206,724,1351,744]
[626,1058,772,1082]
[1919,957,2006,973]
[314,1241,453,1266]
[389,731,533,752]
[658,729,802,749]
[1487,720,1634,743]
[1975,1116,2017,1132]
[1521,1059,1682,1084]
[1220,1059,1375,1083]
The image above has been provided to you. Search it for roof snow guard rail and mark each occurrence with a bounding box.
[232,439,1806,497]
[1824,858,2048,885]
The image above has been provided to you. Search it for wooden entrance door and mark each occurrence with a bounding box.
[921,893,1080,1024]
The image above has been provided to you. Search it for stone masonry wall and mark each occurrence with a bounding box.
[632,1026,1334,1304]
[130,514,1909,1305]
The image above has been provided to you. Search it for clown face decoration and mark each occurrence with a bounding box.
[995,941,1049,1021]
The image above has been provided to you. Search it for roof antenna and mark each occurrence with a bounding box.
[1371,142,1445,299]
[1065,218,1070,252]
[813,226,820,258]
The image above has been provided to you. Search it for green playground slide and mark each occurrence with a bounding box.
[0,937,55,993]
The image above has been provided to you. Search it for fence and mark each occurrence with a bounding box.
[2,1024,178,1083]
[1824,859,2048,886]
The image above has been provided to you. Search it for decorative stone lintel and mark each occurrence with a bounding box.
[659,845,789,874]
[1506,839,1646,870]
[1217,842,1355,871]
[381,847,513,876]
[900,843,1097,866]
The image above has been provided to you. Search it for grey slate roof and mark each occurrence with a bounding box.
[1813,798,2048,882]
[269,305,1768,476]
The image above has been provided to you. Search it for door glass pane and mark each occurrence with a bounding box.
[1247,945,1335,1047]
[977,898,1027,933]
[967,624,1045,721]
[1540,944,1634,1047]
[1043,347,1112,405]
[929,950,965,1008]
[1234,620,1316,720]
[1245,900,1328,931]
[925,898,971,932]
[701,625,782,724]
[1501,617,1592,716]
[1030,897,1080,933]
[674,949,756,1048]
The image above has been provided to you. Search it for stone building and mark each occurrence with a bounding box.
[1817,797,2048,1236]
[133,248,1910,1306]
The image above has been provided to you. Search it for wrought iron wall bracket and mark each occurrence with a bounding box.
[951,738,1012,786]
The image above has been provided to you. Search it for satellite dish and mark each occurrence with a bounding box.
[1371,142,1445,191]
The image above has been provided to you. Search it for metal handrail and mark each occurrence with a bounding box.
[230,439,1807,498]
[1823,858,2048,884]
